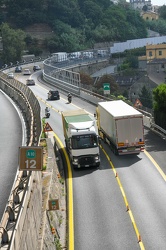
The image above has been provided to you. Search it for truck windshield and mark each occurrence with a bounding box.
[72,134,98,149]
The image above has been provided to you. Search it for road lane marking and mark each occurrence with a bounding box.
[144,150,166,181]
[100,144,145,250]
[52,132,74,250]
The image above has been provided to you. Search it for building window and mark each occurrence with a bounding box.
[159,51,162,56]
[149,51,152,57]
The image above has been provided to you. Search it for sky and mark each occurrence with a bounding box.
[152,0,166,5]
[127,0,166,6]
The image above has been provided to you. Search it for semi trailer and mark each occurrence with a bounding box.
[96,100,145,155]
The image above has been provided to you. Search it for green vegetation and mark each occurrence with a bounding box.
[153,84,166,129]
[0,23,26,63]
[139,85,153,109]
[145,6,166,35]
[54,238,63,250]
[0,0,165,127]
[0,0,148,64]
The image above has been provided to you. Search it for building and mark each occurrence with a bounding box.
[141,11,159,21]
[130,0,152,11]
[138,44,166,72]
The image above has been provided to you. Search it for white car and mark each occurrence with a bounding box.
[7,72,14,79]
[23,69,31,75]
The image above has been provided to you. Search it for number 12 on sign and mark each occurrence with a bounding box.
[25,159,36,169]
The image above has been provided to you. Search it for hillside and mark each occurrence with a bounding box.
[1,0,147,53]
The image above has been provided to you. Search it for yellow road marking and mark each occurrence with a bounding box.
[52,132,74,250]
[144,150,166,181]
[100,144,145,250]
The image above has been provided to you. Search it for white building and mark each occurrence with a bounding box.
[130,0,152,11]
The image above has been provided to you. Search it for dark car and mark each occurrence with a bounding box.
[47,90,60,100]
[26,79,35,86]
[15,66,22,73]
[33,65,41,71]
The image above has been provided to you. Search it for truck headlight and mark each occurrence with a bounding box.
[94,155,99,161]
[73,158,78,164]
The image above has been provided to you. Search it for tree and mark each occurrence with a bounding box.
[80,72,93,85]
[0,23,26,63]
[142,5,148,12]
[95,74,119,94]
[139,85,153,109]
[153,84,166,112]
[158,5,166,20]
[153,84,166,129]
[124,55,139,69]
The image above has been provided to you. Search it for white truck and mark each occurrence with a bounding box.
[51,52,68,63]
[96,100,145,155]
[61,109,100,168]
[69,51,82,60]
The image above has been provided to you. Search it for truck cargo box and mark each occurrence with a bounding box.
[97,100,145,155]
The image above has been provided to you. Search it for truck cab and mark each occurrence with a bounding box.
[62,110,100,168]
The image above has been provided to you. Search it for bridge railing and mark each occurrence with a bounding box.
[0,71,42,249]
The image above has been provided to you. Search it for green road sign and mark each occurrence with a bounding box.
[26,149,36,159]
[103,83,110,94]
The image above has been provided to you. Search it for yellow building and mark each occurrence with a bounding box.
[146,44,166,61]
[142,12,159,21]
[138,44,166,72]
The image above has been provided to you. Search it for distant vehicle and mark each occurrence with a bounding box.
[97,49,108,57]
[45,107,50,118]
[33,65,41,71]
[21,54,35,62]
[51,52,68,63]
[69,52,82,60]
[7,72,14,79]
[23,69,31,75]
[83,51,94,58]
[26,79,35,86]
[67,93,72,103]
[47,90,60,100]
[15,66,22,73]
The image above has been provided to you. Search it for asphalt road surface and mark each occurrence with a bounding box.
[0,91,23,218]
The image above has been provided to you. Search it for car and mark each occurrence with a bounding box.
[7,72,14,79]
[47,90,60,100]
[33,65,41,71]
[23,69,31,75]
[26,79,35,86]
[15,66,22,73]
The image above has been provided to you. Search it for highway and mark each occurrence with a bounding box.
[0,91,23,218]
[1,66,166,249]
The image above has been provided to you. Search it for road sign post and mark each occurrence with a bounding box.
[19,146,43,171]
[103,83,110,95]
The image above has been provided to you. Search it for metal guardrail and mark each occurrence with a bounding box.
[0,71,42,249]
[151,123,166,137]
